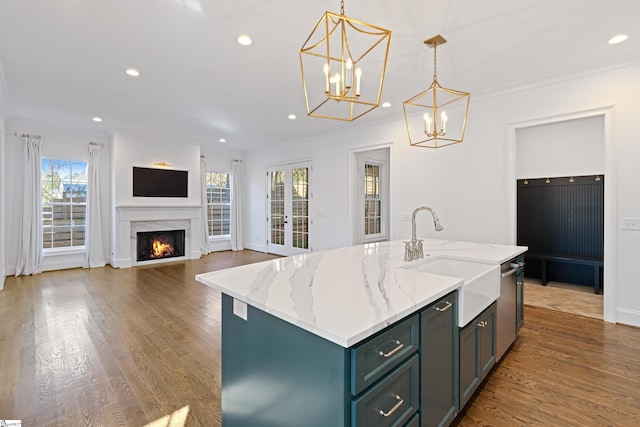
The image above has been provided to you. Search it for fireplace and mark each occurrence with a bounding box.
[136,229,186,262]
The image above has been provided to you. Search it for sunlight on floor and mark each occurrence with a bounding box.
[524,278,603,320]
[144,405,190,427]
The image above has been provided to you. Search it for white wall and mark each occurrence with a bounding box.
[516,115,604,179]
[4,118,112,274]
[112,131,201,206]
[0,60,6,288]
[244,114,510,252]
[244,139,355,252]
[0,111,5,289]
[245,63,640,327]
[111,131,203,262]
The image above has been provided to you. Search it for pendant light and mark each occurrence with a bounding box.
[299,0,392,121]
[403,35,470,148]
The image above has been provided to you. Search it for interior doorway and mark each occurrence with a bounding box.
[507,108,615,322]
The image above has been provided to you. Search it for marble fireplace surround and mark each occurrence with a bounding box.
[114,205,202,268]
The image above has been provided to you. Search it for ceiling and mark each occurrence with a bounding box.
[0,0,638,152]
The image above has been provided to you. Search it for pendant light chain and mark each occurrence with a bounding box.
[340,0,345,15]
[433,44,438,83]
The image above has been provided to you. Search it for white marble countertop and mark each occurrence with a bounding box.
[195,239,527,347]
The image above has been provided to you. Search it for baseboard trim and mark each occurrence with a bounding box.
[616,307,640,328]
[111,257,132,269]
[244,242,267,253]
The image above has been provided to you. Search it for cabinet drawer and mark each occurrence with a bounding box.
[404,412,420,427]
[351,314,419,395]
[351,354,419,427]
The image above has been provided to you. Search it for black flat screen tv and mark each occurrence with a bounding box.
[133,166,188,198]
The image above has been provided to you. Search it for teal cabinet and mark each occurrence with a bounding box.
[459,302,497,410]
[404,412,420,427]
[350,315,420,426]
[221,294,425,427]
[220,290,494,427]
[351,315,420,395]
[351,354,420,427]
[221,294,350,427]
[421,292,458,427]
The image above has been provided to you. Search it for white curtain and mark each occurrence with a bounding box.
[200,155,211,255]
[15,135,43,276]
[84,144,106,268]
[230,160,244,251]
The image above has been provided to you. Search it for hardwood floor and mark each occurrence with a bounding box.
[0,251,280,427]
[453,305,640,426]
[524,278,603,320]
[1,251,639,426]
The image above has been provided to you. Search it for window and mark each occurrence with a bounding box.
[206,172,231,237]
[364,163,381,236]
[41,159,88,250]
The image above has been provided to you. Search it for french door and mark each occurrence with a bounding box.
[267,161,312,256]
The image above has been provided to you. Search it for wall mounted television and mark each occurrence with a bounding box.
[133,166,188,198]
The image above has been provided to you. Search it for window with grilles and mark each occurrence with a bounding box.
[364,163,381,236]
[41,159,87,250]
[206,172,231,237]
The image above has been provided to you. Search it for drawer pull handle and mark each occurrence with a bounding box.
[435,301,453,312]
[378,340,404,358]
[379,394,404,417]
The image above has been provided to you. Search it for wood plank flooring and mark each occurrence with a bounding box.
[1,250,639,426]
[524,278,603,320]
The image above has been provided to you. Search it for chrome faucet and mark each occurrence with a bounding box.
[404,206,444,261]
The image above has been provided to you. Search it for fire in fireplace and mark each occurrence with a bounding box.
[137,230,186,262]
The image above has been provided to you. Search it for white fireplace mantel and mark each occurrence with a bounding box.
[113,204,203,268]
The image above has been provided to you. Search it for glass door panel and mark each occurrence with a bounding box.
[267,162,312,256]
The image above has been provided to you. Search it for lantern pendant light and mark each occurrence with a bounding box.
[299,0,392,121]
[403,35,470,148]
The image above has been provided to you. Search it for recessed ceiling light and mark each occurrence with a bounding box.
[382,102,391,108]
[92,117,103,122]
[219,138,226,143]
[608,34,628,45]
[125,68,140,77]
[288,114,296,120]
[237,35,252,46]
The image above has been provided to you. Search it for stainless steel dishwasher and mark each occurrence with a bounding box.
[496,258,525,361]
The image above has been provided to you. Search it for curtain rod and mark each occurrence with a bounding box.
[233,159,242,162]
[89,141,104,147]
[13,132,41,138]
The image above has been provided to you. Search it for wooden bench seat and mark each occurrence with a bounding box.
[525,254,603,294]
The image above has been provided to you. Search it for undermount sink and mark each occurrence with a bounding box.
[404,257,500,327]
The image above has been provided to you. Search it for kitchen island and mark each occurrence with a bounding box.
[196,239,527,427]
